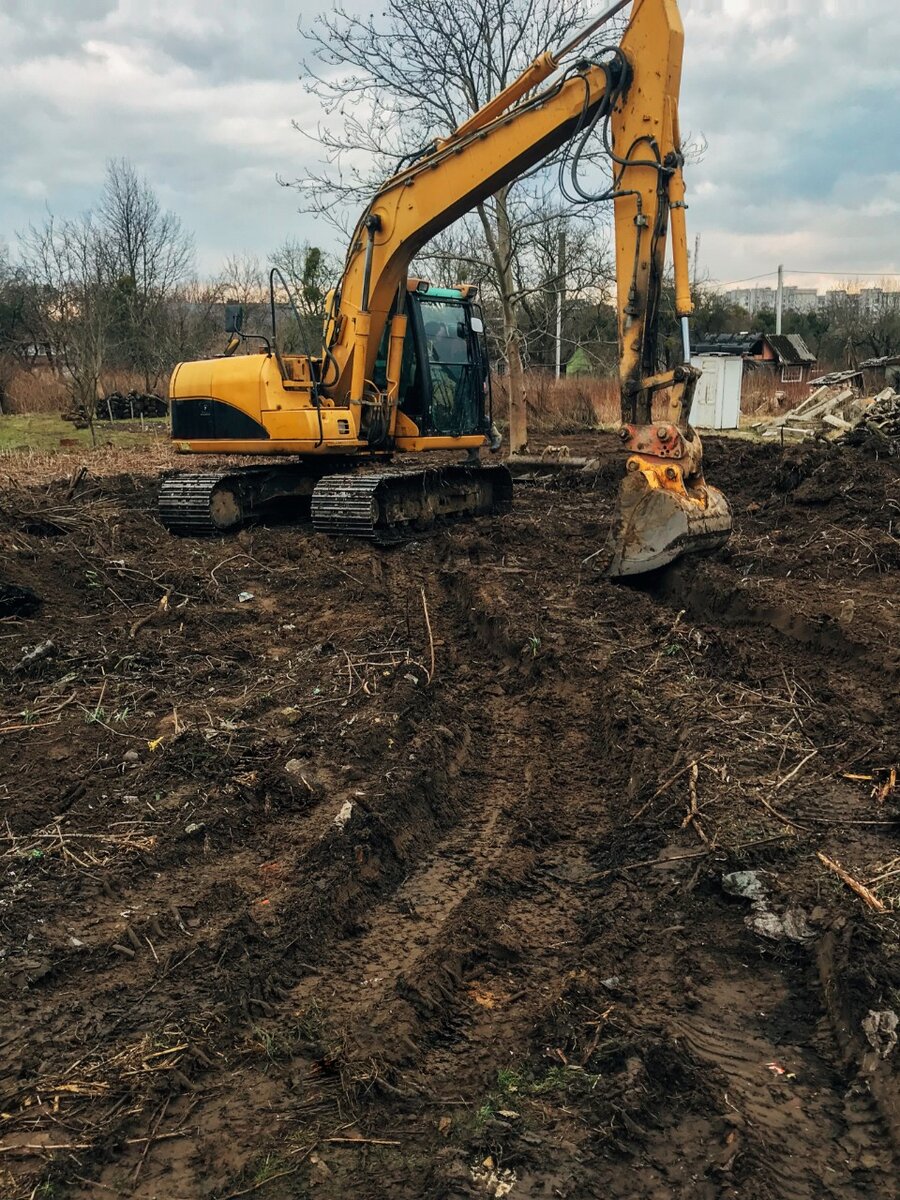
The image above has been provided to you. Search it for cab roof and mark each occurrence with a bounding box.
[406,277,477,301]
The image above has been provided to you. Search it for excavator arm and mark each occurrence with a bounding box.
[323,0,731,574]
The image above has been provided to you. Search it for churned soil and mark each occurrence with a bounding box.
[0,433,898,1199]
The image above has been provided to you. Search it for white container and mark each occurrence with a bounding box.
[689,354,742,429]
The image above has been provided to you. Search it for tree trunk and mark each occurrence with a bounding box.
[478,192,528,453]
[504,312,528,453]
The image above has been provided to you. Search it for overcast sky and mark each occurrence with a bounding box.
[0,0,897,293]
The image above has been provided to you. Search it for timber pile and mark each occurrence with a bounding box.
[752,384,877,442]
[837,390,900,454]
[62,391,167,427]
[100,391,168,420]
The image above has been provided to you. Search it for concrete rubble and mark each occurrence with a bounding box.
[837,390,900,454]
[752,384,898,447]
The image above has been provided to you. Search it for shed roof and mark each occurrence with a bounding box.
[692,332,759,355]
[765,333,816,365]
[692,331,816,364]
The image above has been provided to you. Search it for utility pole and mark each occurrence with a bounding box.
[775,263,784,334]
[555,229,566,380]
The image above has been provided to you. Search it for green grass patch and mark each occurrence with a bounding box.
[0,413,168,453]
[474,1063,601,1129]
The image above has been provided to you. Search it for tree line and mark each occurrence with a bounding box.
[2,154,894,444]
[0,160,334,433]
[677,290,900,364]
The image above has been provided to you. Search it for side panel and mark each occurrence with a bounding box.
[171,398,270,440]
[169,352,364,448]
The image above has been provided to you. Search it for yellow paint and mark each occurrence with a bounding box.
[395,435,484,452]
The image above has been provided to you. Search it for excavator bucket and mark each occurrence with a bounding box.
[602,459,732,578]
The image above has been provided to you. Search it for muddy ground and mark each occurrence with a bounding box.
[0,434,898,1200]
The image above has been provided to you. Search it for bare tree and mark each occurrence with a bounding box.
[292,0,616,449]
[99,159,195,390]
[219,253,266,306]
[18,214,114,440]
[419,199,613,371]
[166,280,227,366]
[269,238,338,354]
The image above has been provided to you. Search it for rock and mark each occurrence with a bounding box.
[722,871,767,902]
[334,800,353,830]
[723,871,814,943]
[123,749,140,764]
[13,640,56,674]
[862,1009,898,1059]
[747,905,814,943]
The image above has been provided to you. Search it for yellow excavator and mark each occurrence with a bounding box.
[159,0,731,575]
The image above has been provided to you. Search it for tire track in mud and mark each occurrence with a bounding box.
[132,568,612,1197]
[571,580,900,1200]
[673,960,895,1200]
[286,677,579,1077]
[5,665,484,1194]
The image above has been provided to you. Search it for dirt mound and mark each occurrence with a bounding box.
[0,436,898,1199]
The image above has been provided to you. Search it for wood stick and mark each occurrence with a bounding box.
[775,748,818,790]
[681,761,710,846]
[324,1136,401,1146]
[220,1165,300,1199]
[629,756,710,824]
[0,1142,93,1154]
[590,833,792,880]
[816,851,886,913]
[757,794,812,832]
[131,1095,169,1181]
[70,1175,121,1195]
[420,587,435,685]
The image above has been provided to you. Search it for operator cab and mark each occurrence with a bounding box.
[374,280,493,438]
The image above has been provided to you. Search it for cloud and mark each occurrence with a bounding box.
[0,0,897,295]
[0,1,323,272]
[680,0,900,289]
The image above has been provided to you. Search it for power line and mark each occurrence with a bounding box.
[785,268,900,278]
[713,268,900,290]
[712,271,777,289]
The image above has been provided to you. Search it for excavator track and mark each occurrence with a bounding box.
[158,463,348,536]
[158,472,241,535]
[312,464,513,544]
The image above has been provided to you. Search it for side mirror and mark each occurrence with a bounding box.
[224,303,244,334]
[470,315,484,335]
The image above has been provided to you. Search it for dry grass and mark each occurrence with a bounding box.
[2,367,154,415]
[2,368,68,414]
[494,371,620,433]
[740,373,811,416]
[0,439,179,488]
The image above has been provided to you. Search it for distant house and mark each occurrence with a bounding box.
[692,332,817,384]
[565,345,592,377]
